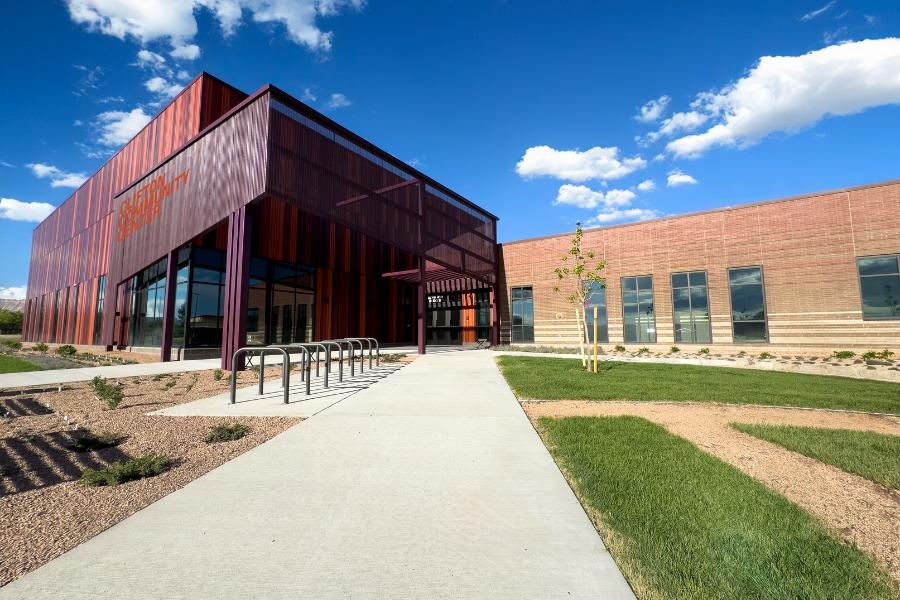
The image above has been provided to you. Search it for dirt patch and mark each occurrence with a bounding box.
[0,366,297,586]
[523,400,900,582]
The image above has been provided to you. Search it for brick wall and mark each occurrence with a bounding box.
[498,180,900,353]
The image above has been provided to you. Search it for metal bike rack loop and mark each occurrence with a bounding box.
[362,338,380,367]
[230,347,291,404]
[318,341,343,381]
[339,338,366,373]
[268,344,314,396]
[324,339,356,377]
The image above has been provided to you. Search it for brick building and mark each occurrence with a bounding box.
[498,180,900,353]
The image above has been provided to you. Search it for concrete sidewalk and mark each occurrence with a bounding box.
[1,350,635,599]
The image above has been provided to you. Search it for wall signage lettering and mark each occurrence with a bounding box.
[116,170,190,242]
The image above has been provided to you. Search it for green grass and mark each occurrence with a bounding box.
[539,416,897,600]
[733,423,900,491]
[496,355,900,413]
[0,353,43,374]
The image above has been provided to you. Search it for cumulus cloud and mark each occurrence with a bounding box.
[663,38,900,158]
[145,76,183,100]
[516,145,646,182]
[635,95,670,123]
[555,184,636,210]
[0,198,56,222]
[325,92,352,110]
[95,108,153,147]
[636,179,656,192]
[135,49,167,68]
[0,286,27,299]
[667,169,698,187]
[587,207,660,225]
[66,0,364,55]
[26,163,88,188]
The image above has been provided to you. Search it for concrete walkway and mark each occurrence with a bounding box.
[1,350,634,599]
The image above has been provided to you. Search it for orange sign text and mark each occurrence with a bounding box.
[116,170,190,242]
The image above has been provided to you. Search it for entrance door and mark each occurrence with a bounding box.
[268,263,315,344]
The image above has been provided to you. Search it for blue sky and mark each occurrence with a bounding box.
[2,0,900,298]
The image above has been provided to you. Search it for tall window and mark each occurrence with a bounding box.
[93,275,106,345]
[857,255,900,319]
[622,276,656,343]
[584,280,608,343]
[672,271,711,343]
[69,284,80,344]
[130,258,168,347]
[729,266,768,342]
[511,286,534,342]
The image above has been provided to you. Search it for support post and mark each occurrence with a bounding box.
[489,285,499,346]
[160,249,178,362]
[221,206,252,371]
[593,305,599,373]
[417,258,426,354]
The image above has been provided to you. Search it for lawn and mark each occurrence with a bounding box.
[733,423,900,490]
[496,355,900,413]
[0,353,43,374]
[538,415,897,600]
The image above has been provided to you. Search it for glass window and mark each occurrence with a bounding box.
[671,271,711,343]
[129,257,168,347]
[857,255,900,319]
[728,266,768,342]
[511,286,534,342]
[584,280,608,343]
[622,276,655,343]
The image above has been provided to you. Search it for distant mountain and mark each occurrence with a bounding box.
[0,299,25,312]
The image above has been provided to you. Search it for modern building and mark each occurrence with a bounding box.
[22,74,900,363]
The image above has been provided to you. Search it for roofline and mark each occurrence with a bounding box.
[499,176,900,247]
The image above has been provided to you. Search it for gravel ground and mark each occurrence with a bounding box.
[0,366,297,587]
[523,400,900,582]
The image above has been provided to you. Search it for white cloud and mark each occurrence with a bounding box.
[26,163,88,188]
[135,49,166,68]
[0,198,56,222]
[66,0,364,55]
[301,87,317,103]
[665,38,900,158]
[800,1,836,21]
[170,43,200,60]
[516,145,646,182]
[635,95,670,123]
[636,179,656,192]
[325,92,352,109]
[667,169,698,187]
[95,108,153,147]
[0,286,27,300]
[145,76,183,100]
[555,184,636,210]
[587,208,660,225]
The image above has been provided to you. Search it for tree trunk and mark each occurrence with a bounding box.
[576,307,587,368]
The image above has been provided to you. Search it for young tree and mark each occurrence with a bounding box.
[553,223,606,369]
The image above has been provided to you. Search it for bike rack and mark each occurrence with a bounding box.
[318,341,344,381]
[338,338,366,373]
[230,347,291,404]
[268,344,313,396]
[296,343,330,387]
[323,339,356,377]
[362,337,380,367]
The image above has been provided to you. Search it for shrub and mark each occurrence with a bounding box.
[380,353,407,363]
[758,351,775,360]
[862,349,895,361]
[636,347,650,355]
[670,346,680,354]
[90,375,124,409]
[80,454,170,486]
[204,423,250,443]
[832,350,856,359]
[70,431,120,452]
[698,347,710,355]
[55,344,78,357]
[33,342,49,353]
[2,339,22,351]
[213,369,224,381]
[162,379,177,390]
[614,345,626,352]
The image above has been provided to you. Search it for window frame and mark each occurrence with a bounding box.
[509,284,535,343]
[726,265,769,344]
[856,253,900,321]
[670,270,712,344]
[621,274,657,343]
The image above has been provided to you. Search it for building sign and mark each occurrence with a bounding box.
[116,170,190,242]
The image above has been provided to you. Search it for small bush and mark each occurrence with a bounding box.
[90,375,124,409]
[669,346,680,354]
[2,339,22,351]
[213,369,224,381]
[204,423,250,443]
[735,350,746,358]
[698,347,710,355]
[162,379,177,390]
[758,351,775,360]
[80,454,170,486]
[56,344,78,357]
[380,353,407,364]
[33,342,49,353]
[862,349,895,361]
[636,347,650,355]
[614,345,626,352]
[832,350,855,359]
[70,431,120,452]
